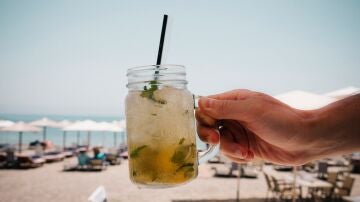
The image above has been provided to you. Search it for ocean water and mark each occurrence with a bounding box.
[0,114,206,149]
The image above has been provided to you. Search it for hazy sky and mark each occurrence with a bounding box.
[0,0,359,116]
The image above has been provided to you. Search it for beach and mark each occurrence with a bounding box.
[0,158,359,202]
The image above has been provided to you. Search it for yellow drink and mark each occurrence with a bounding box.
[126,87,198,187]
[129,142,197,185]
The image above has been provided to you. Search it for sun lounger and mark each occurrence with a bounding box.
[241,166,258,178]
[105,153,121,165]
[17,155,45,168]
[212,163,238,178]
[43,151,65,163]
[62,147,76,158]
[63,150,75,158]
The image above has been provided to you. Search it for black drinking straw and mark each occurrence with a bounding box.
[155,15,168,75]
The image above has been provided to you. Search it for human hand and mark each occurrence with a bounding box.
[196,89,326,166]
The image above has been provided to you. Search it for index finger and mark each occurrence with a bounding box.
[207,89,255,101]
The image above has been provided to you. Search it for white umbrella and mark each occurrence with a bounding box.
[30,117,61,141]
[113,120,127,145]
[63,120,103,147]
[0,120,15,128]
[324,86,360,100]
[119,120,126,129]
[0,122,42,153]
[58,120,72,128]
[99,121,123,147]
[58,120,73,150]
[275,90,337,110]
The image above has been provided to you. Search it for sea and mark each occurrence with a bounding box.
[0,114,206,149]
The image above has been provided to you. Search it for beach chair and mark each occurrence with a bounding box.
[5,148,16,168]
[327,172,338,185]
[17,155,45,168]
[271,176,302,201]
[309,172,337,201]
[76,152,90,170]
[263,173,274,201]
[334,176,355,198]
[43,151,65,163]
[88,159,107,171]
[105,153,121,165]
[212,162,238,178]
[63,147,76,158]
[318,162,328,179]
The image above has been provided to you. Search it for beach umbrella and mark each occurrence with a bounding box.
[118,120,126,129]
[30,117,61,141]
[0,122,41,153]
[99,121,123,147]
[0,120,15,128]
[113,120,126,145]
[275,90,337,110]
[63,120,103,147]
[58,120,72,128]
[324,86,360,100]
[58,120,73,150]
[0,120,15,143]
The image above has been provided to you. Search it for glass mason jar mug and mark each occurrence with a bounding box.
[126,64,219,188]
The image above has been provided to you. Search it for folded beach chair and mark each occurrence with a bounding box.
[17,155,45,168]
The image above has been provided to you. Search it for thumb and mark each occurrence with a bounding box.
[198,97,258,121]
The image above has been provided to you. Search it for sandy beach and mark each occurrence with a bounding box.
[0,158,359,202]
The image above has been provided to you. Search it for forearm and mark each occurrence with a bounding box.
[309,94,360,158]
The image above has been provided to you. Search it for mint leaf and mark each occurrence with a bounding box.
[130,145,147,158]
[176,163,194,172]
[140,81,158,99]
[184,167,195,178]
[171,143,195,165]
[140,80,167,104]
[179,138,185,145]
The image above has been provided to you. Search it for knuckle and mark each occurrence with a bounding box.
[215,101,229,117]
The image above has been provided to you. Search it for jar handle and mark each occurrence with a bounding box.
[193,95,220,164]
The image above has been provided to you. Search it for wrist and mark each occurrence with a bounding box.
[301,98,360,160]
[299,109,340,161]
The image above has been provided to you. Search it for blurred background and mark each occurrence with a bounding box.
[0,1,359,202]
[0,0,359,116]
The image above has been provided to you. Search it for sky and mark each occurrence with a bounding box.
[0,0,359,116]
